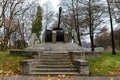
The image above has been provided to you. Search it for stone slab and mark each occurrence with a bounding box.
[24,43,88,52]
[74,59,89,66]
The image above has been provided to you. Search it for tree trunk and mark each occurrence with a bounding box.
[107,0,116,55]
[89,0,94,51]
[90,29,94,51]
[2,28,10,51]
[77,27,81,46]
[2,37,9,51]
[21,23,26,47]
[76,0,81,46]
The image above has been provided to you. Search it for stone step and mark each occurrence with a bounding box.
[39,61,72,65]
[31,68,77,72]
[43,51,69,54]
[41,54,70,57]
[42,53,69,56]
[39,59,72,62]
[40,56,71,59]
[30,72,79,76]
[36,65,75,68]
[28,51,79,75]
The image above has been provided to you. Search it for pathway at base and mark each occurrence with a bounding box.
[0,76,120,80]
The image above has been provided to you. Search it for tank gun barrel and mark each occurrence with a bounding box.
[57,7,62,29]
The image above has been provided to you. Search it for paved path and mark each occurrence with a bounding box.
[0,76,120,80]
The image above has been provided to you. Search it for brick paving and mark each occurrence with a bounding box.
[0,76,120,80]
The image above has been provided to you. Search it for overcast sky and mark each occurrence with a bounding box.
[39,0,60,11]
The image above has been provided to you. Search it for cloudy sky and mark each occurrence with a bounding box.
[39,0,60,11]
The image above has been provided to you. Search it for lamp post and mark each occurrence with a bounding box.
[106,0,116,55]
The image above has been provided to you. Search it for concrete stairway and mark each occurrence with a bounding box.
[30,52,79,75]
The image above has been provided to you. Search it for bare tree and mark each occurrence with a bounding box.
[81,0,105,51]
[43,1,54,30]
[17,1,38,47]
[113,0,120,23]
[0,0,36,50]
[106,0,116,55]
[95,27,111,49]
[59,0,105,51]
[59,0,82,45]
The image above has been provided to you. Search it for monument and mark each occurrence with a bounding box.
[10,7,103,76]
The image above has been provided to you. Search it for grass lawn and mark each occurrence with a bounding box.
[87,51,120,75]
[0,51,29,75]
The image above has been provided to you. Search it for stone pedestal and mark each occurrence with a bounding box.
[64,31,69,43]
[52,31,56,43]
[29,33,37,46]
[20,59,39,75]
[74,59,89,75]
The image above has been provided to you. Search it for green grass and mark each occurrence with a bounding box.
[0,51,29,75]
[87,52,120,75]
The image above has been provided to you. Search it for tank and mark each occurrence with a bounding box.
[45,7,65,42]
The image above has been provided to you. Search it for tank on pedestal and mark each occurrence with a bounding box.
[45,7,69,43]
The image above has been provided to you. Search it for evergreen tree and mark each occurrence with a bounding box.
[32,6,42,40]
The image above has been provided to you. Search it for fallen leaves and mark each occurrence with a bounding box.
[95,68,98,71]
[110,78,113,80]
[6,70,15,76]
[0,70,3,75]
[37,75,77,80]
[0,69,16,76]
[114,68,120,74]
[108,71,113,74]
[47,74,77,78]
